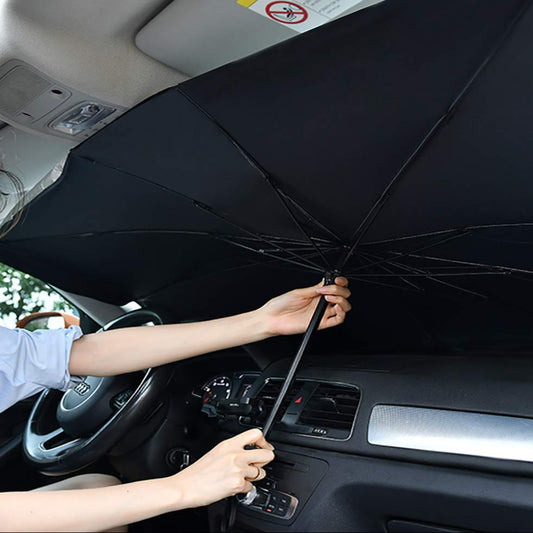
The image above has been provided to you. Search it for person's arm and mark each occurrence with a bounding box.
[0,429,274,532]
[69,277,351,376]
[0,326,82,413]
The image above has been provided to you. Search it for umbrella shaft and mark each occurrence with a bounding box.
[262,271,337,438]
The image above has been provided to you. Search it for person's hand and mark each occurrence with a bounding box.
[258,277,351,336]
[168,428,275,509]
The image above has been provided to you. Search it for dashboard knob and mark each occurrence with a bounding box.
[236,485,257,506]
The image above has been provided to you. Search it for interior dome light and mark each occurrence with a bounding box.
[50,102,115,135]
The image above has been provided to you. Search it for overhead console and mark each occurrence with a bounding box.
[0,60,125,141]
[0,0,186,138]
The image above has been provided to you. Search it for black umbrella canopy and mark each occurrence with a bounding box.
[3,0,533,354]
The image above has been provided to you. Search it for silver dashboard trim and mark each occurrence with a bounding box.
[368,405,533,463]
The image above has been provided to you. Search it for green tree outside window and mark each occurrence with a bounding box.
[0,263,76,328]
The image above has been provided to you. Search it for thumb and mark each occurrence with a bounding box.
[293,278,325,299]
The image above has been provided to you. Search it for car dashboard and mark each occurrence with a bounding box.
[171,352,533,532]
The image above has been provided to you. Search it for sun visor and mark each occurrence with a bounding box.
[135,0,384,76]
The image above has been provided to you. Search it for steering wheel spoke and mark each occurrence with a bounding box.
[39,428,82,451]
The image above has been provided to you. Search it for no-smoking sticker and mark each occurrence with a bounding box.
[238,0,367,33]
[266,2,309,24]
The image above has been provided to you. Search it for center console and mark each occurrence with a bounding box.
[238,450,328,524]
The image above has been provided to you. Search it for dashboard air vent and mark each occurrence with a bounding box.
[247,379,360,439]
[297,383,360,435]
[253,379,298,425]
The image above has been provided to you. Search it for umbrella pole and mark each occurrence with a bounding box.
[261,270,338,438]
[231,271,339,527]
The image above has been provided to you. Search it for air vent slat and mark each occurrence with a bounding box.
[249,379,360,438]
[251,379,299,426]
[299,410,354,419]
[298,383,360,434]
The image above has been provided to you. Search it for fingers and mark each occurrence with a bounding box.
[244,465,266,481]
[317,282,351,321]
[331,304,347,325]
[319,303,347,330]
[323,294,352,312]
[316,277,351,317]
[321,276,349,287]
[316,281,351,300]
[239,447,275,466]
[221,429,275,468]
[239,480,254,494]
[296,276,350,299]
[231,428,274,450]
[249,429,275,451]
[293,282,325,298]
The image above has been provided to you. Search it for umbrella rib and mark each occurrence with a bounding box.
[347,230,469,274]
[259,188,333,269]
[380,259,495,276]
[374,256,490,299]
[217,232,334,246]
[227,234,337,252]
[135,246,340,304]
[214,234,324,273]
[192,200,325,270]
[276,189,344,244]
[76,155,324,271]
[352,272,507,278]
[339,111,450,267]
[254,189,334,269]
[346,274,417,292]
[176,87,335,270]
[362,222,533,246]
[359,250,423,291]
[418,275,488,300]
[337,1,531,271]
[393,251,533,277]
[5,229,214,243]
[6,227,333,261]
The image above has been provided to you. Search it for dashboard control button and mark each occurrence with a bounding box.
[274,506,286,516]
[261,477,276,490]
[238,486,298,520]
[279,498,290,510]
[269,493,279,507]
[279,495,290,506]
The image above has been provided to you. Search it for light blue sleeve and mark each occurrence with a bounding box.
[0,325,83,414]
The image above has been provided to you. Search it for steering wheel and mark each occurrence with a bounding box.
[23,310,174,475]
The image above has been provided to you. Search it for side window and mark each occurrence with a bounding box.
[0,262,78,330]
